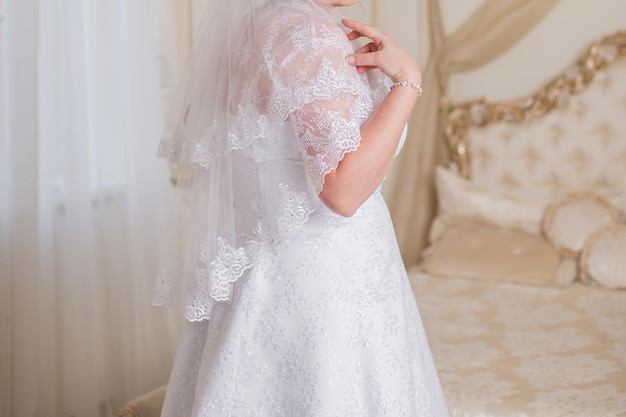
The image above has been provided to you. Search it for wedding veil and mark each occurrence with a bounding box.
[154,0,387,321]
[155,0,268,321]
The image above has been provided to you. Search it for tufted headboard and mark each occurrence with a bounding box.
[442,31,626,196]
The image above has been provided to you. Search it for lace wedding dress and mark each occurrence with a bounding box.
[155,0,449,416]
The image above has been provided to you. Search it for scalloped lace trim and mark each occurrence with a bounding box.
[156,70,366,169]
[209,237,253,301]
[176,238,254,322]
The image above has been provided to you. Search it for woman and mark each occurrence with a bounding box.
[155,0,449,415]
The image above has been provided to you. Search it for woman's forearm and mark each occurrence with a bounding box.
[320,84,420,217]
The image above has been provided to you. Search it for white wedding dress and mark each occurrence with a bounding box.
[155,1,449,416]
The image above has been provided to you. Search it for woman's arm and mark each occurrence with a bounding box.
[320,19,422,217]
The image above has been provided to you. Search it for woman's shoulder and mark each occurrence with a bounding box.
[256,0,350,50]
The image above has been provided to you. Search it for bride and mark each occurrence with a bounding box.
[154,0,449,415]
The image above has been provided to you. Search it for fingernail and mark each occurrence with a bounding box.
[346,56,355,65]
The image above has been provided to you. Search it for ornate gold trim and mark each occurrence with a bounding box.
[442,31,626,178]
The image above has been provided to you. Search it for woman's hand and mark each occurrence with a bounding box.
[343,19,421,85]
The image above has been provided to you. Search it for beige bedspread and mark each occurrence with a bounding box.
[410,271,626,417]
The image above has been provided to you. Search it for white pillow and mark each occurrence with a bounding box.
[542,192,620,258]
[422,222,576,286]
[435,167,547,235]
[580,225,626,289]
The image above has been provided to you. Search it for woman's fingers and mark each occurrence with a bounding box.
[356,65,377,74]
[355,42,376,55]
[346,30,361,41]
[345,24,381,71]
[343,18,421,82]
[342,19,382,42]
[346,50,381,68]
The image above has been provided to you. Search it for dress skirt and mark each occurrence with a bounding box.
[160,191,449,417]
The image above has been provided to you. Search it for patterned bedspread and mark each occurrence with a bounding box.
[409,271,626,417]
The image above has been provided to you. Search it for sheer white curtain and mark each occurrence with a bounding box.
[0,1,182,416]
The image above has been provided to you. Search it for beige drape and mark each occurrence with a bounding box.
[384,0,560,267]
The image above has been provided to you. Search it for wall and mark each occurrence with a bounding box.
[442,0,626,102]
[347,0,426,66]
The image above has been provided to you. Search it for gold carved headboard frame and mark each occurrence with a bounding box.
[442,31,626,179]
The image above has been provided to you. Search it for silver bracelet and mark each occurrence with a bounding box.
[390,80,423,96]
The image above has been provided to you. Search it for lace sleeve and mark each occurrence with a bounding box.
[290,94,362,194]
[268,14,375,195]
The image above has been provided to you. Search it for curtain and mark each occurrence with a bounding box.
[383,0,561,267]
[0,1,182,416]
[156,0,209,112]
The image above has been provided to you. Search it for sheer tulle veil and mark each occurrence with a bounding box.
[159,0,263,162]
[155,0,269,322]
[154,0,388,322]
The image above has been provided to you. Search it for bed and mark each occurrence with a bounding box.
[410,31,626,417]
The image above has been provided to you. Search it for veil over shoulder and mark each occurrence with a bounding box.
[154,0,388,322]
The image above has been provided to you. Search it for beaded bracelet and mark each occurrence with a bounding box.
[390,80,423,96]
